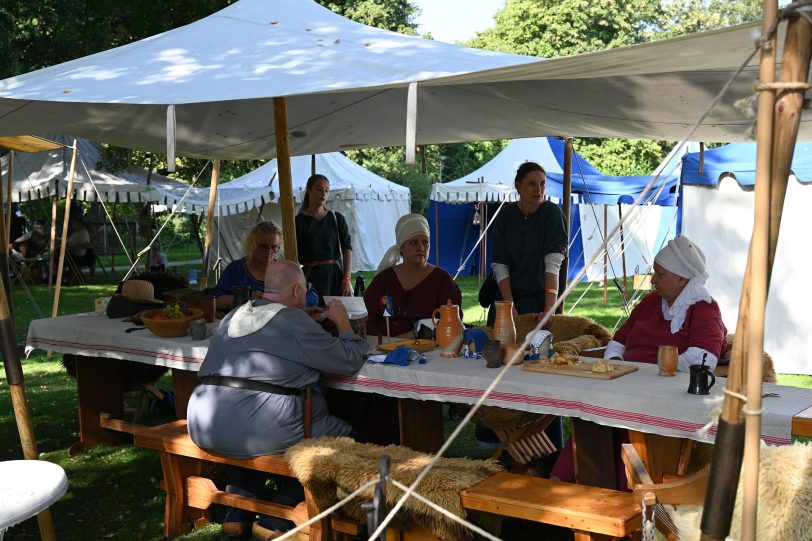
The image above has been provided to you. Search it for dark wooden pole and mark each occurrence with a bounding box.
[559,138,572,312]
[273,97,297,262]
[603,205,608,303]
[618,204,628,300]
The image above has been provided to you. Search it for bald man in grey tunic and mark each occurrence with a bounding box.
[187,260,368,459]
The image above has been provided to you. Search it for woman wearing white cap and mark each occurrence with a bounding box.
[604,235,728,371]
[551,235,728,487]
[363,213,462,337]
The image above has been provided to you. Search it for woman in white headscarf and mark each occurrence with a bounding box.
[604,235,727,371]
[363,213,462,337]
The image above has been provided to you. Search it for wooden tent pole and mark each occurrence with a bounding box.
[560,138,572,312]
[51,141,79,319]
[273,97,297,262]
[434,198,440,266]
[47,197,57,293]
[311,154,316,175]
[603,205,608,303]
[618,204,628,300]
[5,150,13,242]
[200,159,220,290]
[0,152,58,541]
[699,2,780,539]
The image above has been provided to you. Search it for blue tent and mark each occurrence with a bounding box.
[682,142,812,186]
[428,138,679,279]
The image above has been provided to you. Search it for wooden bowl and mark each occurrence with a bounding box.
[501,342,525,365]
[140,308,204,338]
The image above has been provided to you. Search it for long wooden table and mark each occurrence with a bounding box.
[27,313,812,463]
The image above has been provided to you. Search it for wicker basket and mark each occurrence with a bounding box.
[141,308,204,338]
[320,316,368,339]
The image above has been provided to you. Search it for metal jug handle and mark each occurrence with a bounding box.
[707,369,716,391]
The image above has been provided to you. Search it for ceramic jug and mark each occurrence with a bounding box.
[432,299,465,358]
[492,300,517,344]
[687,358,716,395]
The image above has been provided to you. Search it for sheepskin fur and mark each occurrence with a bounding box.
[667,441,812,541]
[285,437,503,541]
[716,334,777,384]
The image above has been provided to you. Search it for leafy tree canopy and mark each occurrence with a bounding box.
[466,0,762,175]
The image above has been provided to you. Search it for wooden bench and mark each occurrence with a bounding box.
[459,472,642,541]
[110,417,363,539]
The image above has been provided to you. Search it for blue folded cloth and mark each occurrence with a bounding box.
[464,329,489,353]
[369,347,427,366]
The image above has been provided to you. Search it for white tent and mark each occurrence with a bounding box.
[0,136,178,203]
[682,173,812,375]
[156,153,410,271]
[0,1,809,159]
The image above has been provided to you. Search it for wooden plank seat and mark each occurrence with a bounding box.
[459,472,642,540]
[125,418,363,539]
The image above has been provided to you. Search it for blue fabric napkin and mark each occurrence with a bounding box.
[464,329,489,353]
[369,347,427,366]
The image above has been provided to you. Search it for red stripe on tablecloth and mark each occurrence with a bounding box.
[26,338,205,365]
[330,374,791,445]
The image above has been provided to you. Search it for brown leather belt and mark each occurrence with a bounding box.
[302,259,337,268]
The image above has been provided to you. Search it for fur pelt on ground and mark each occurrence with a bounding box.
[665,441,812,541]
[285,437,503,541]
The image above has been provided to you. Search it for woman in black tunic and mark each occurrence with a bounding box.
[295,174,353,298]
[489,162,568,325]
[484,161,568,451]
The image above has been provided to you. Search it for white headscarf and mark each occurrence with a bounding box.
[376,214,430,274]
[654,235,712,333]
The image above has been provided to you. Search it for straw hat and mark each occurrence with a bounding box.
[120,280,163,304]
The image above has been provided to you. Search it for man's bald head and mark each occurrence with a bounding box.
[263,260,307,307]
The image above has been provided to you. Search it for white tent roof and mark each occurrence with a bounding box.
[430,137,604,203]
[1,1,808,159]
[0,135,178,203]
[155,152,409,216]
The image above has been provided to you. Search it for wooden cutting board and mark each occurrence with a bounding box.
[522,357,638,380]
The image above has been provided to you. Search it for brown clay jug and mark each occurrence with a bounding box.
[432,299,465,358]
[492,300,517,344]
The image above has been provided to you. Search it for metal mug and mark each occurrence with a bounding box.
[687,362,716,395]
[188,319,208,341]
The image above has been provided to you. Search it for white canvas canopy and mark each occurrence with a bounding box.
[0,136,179,203]
[682,172,812,375]
[165,152,410,271]
[0,1,809,159]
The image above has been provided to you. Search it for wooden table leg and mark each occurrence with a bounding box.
[171,368,198,419]
[70,355,130,455]
[627,431,690,483]
[397,398,443,453]
[571,418,618,490]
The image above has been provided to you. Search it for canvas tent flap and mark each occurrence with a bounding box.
[681,142,812,186]
[0,2,809,160]
[682,178,811,375]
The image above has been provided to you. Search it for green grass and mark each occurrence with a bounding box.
[4,266,810,540]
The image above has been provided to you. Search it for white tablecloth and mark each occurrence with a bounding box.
[27,314,811,445]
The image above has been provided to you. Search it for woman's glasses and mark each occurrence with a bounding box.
[258,243,281,253]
